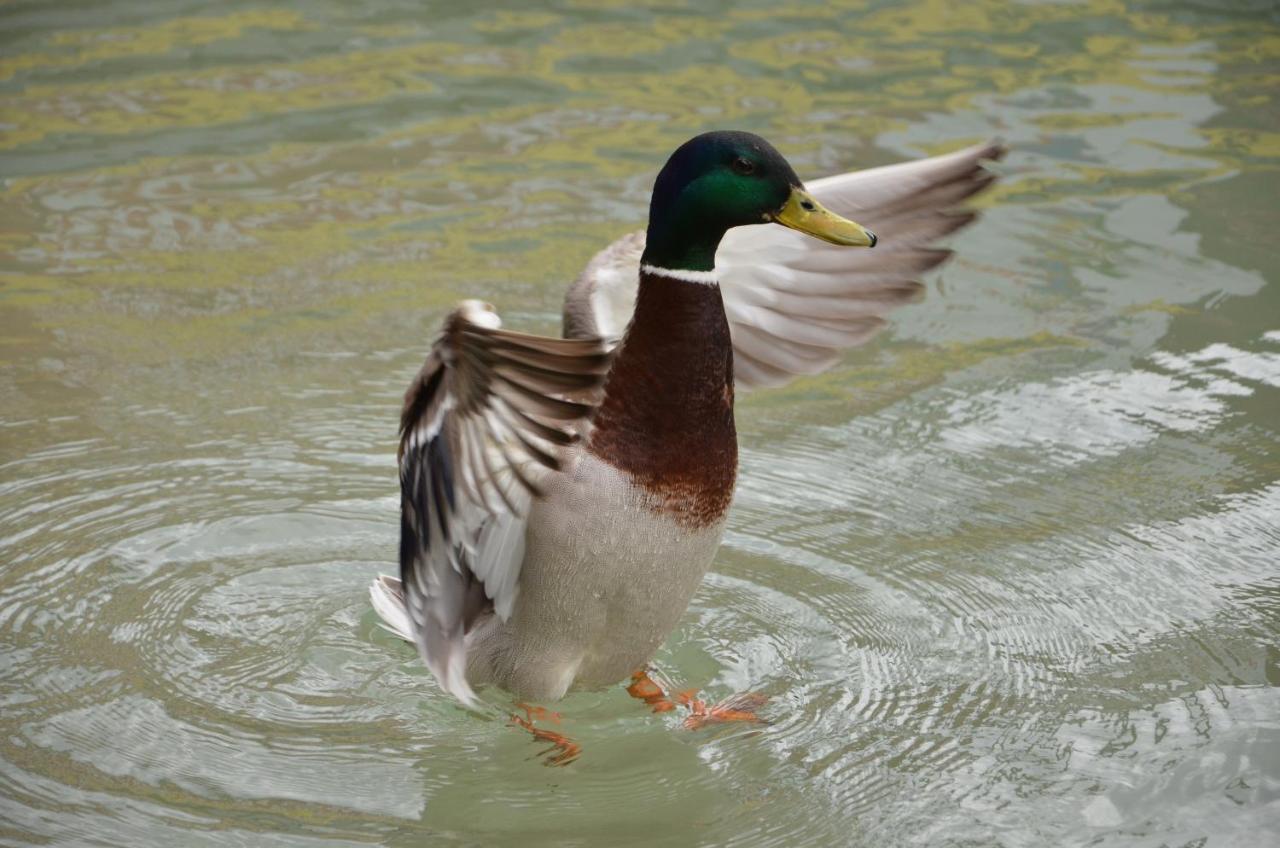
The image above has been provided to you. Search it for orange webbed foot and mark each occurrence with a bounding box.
[679,692,770,731]
[628,669,769,729]
[627,671,679,713]
[510,704,580,766]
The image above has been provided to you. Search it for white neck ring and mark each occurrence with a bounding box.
[640,263,719,285]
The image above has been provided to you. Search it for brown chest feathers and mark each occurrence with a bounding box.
[588,270,738,528]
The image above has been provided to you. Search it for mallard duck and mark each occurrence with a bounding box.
[371,131,1003,755]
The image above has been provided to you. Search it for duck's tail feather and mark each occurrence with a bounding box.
[369,574,415,642]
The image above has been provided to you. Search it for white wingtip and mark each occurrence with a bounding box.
[444,654,480,709]
[424,640,480,709]
[457,299,502,330]
[372,575,483,709]
[369,575,416,642]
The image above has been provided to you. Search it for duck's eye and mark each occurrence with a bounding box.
[730,156,756,176]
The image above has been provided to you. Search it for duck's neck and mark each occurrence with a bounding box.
[589,264,737,528]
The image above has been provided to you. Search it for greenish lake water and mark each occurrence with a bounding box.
[1,1,1277,845]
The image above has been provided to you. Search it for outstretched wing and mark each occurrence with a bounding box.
[398,300,612,705]
[718,141,1005,387]
[564,141,1005,387]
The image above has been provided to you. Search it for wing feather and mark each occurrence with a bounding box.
[398,300,611,706]
[565,141,1005,386]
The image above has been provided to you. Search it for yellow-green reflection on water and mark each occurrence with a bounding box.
[1,1,1278,846]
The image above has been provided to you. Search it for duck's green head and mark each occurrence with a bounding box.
[641,130,877,273]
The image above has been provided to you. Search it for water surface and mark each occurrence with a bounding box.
[2,1,1278,845]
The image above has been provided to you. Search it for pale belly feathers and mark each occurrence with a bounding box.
[464,453,726,701]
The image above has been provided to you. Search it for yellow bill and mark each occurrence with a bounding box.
[771,187,877,247]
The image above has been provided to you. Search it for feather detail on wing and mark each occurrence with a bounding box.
[564,141,1005,388]
[398,300,612,706]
